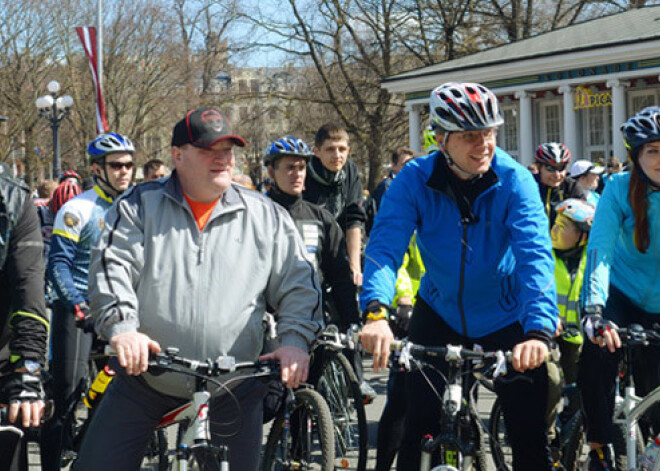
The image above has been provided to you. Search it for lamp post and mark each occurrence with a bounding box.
[35,81,74,179]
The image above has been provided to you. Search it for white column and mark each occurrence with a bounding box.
[406,104,422,154]
[515,90,534,166]
[607,79,629,160]
[559,86,578,155]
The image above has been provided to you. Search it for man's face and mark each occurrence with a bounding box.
[93,152,134,194]
[269,156,307,196]
[144,165,167,181]
[607,162,623,174]
[393,153,414,174]
[538,161,568,188]
[314,138,349,173]
[551,214,582,250]
[444,129,496,179]
[172,140,235,202]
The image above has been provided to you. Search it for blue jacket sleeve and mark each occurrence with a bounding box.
[48,234,85,308]
[506,168,558,337]
[360,166,418,311]
[580,175,625,309]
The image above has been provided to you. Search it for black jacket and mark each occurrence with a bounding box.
[0,169,48,374]
[534,175,586,227]
[303,156,365,233]
[269,187,360,327]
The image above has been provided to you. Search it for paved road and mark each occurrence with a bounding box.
[28,359,509,470]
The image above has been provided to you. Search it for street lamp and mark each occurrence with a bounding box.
[35,80,74,179]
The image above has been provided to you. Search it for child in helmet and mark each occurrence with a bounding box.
[546,198,595,457]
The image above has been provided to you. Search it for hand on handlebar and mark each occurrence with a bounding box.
[360,319,394,372]
[259,345,309,389]
[582,315,621,353]
[512,339,548,373]
[109,331,161,376]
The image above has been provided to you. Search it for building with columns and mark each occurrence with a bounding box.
[383,6,660,166]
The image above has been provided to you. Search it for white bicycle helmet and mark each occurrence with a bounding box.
[429,82,504,132]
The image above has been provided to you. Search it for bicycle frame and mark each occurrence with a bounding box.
[395,342,508,471]
[609,326,660,471]
[613,347,660,470]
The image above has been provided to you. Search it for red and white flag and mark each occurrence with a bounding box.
[75,26,109,134]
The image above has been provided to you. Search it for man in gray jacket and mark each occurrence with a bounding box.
[74,107,323,471]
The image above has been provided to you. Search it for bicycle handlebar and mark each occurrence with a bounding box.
[104,346,281,379]
[616,323,660,347]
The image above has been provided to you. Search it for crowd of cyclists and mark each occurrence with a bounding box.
[0,80,658,471]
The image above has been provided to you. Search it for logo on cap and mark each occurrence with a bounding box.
[200,109,226,133]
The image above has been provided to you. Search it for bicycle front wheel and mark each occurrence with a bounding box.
[488,398,511,471]
[262,388,335,471]
[314,350,368,471]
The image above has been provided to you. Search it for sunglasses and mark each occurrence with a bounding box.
[106,162,134,170]
[541,163,567,172]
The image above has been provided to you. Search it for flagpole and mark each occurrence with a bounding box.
[97,0,103,105]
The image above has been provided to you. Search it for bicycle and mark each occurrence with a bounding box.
[489,328,584,471]
[261,384,335,471]
[390,339,512,471]
[56,341,168,470]
[561,323,660,471]
[308,324,368,471]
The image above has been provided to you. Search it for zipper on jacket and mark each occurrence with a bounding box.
[457,221,469,337]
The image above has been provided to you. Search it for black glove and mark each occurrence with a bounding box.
[390,304,413,338]
[1,371,44,404]
[74,302,95,333]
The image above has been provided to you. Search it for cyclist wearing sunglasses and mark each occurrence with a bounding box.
[534,142,586,227]
[41,132,135,470]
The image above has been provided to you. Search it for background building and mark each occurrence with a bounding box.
[382,6,660,165]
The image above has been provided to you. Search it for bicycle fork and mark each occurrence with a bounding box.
[175,390,229,470]
[419,384,465,471]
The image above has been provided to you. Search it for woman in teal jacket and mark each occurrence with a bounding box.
[578,106,660,470]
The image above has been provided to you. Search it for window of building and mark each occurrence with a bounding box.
[540,102,561,143]
[251,80,260,93]
[628,89,657,115]
[582,106,612,161]
[499,106,519,160]
[238,79,248,93]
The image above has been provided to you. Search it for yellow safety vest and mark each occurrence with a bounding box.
[553,249,586,344]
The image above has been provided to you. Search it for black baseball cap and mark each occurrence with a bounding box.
[171,107,246,148]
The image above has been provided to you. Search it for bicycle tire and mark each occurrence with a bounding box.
[314,349,368,471]
[141,429,169,471]
[561,412,586,471]
[262,388,335,471]
[488,397,511,471]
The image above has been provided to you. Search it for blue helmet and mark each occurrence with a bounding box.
[87,132,135,164]
[621,106,660,159]
[263,136,313,167]
[555,198,595,232]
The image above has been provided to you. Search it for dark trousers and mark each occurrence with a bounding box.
[73,369,268,471]
[40,300,94,471]
[396,298,552,471]
[578,285,660,444]
[375,366,406,471]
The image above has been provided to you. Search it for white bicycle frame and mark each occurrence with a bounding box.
[155,389,229,471]
[613,382,660,471]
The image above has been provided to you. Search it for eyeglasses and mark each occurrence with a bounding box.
[454,129,497,144]
[541,163,567,172]
[106,162,134,170]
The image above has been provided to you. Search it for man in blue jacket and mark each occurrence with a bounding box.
[360,82,558,471]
